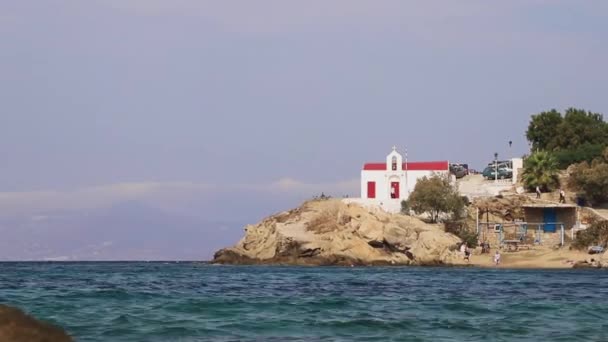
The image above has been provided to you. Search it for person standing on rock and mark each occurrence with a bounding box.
[559,189,566,203]
[536,186,541,199]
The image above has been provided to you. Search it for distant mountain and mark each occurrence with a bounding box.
[0,201,246,261]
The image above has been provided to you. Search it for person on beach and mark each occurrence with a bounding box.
[559,189,566,203]
[535,186,541,199]
[460,243,470,262]
[481,241,490,254]
[494,251,501,266]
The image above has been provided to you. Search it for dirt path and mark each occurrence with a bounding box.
[457,175,512,198]
[587,208,608,220]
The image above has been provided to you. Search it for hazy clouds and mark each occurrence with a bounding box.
[1,1,607,258]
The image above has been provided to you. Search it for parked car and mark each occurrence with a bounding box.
[450,163,470,176]
[461,163,469,175]
[487,160,512,169]
[497,168,512,179]
[482,166,512,180]
[450,164,467,178]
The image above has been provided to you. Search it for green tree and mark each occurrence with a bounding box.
[552,143,606,169]
[552,108,608,150]
[525,108,608,168]
[522,151,559,191]
[406,174,464,223]
[569,149,608,205]
[526,109,563,151]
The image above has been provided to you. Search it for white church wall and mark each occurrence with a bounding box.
[511,158,523,184]
[361,170,449,200]
[357,147,449,213]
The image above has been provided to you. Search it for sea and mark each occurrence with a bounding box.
[0,262,607,341]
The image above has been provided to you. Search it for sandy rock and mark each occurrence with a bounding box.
[384,224,417,251]
[0,305,72,342]
[473,195,533,222]
[572,260,601,269]
[213,199,463,266]
[357,219,384,241]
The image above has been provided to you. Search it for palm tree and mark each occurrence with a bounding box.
[522,151,560,191]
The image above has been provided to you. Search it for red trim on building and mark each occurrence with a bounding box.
[367,181,376,199]
[363,163,387,170]
[363,161,449,171]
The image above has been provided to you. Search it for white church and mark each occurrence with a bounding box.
[344,146,450,213]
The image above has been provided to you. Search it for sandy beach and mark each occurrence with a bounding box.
[464,246,597,268]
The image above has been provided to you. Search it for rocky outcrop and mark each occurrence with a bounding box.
[473,195,533,222]
[573,259,602,269]
[213,199,463,266]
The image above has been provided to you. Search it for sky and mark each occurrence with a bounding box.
[1,1,607,260]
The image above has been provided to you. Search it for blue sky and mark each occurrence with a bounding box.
[1,1,607,259]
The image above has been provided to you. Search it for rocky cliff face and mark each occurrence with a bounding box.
[213,199,463,266]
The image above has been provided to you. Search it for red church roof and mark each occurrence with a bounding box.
[363,161,449,171]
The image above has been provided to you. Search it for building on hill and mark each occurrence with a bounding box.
[344,146,449,213]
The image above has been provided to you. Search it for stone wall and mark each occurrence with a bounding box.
[477,206,577,248]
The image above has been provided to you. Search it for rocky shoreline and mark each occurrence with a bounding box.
[213,198,608,269]
[213,199,465,267]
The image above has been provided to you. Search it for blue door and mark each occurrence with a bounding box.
[543,208,557,232]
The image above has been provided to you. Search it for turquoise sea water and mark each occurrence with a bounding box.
[1,263,607,341]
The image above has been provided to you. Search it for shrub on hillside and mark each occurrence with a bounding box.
[572,220,608,250]
[400,200,410,215]
[569,148,608,205]
[553,144,605,169]
[406,174,464,223]
[444,221,478,248]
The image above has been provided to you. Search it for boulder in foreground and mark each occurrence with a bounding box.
[0,304,72,342]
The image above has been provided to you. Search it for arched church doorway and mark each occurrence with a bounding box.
[390,181,399,198]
